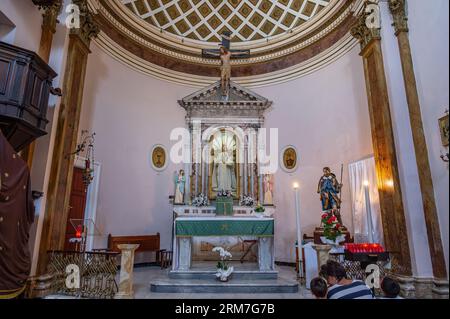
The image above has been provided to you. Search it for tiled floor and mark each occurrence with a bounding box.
[135,265,314,299]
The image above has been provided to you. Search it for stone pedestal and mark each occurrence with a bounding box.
[393,274,416,299]
[312,244,332,270]
[258,237,274,271]
[432,279,449,299]
[177,238,192,271]
[115,244,139,299]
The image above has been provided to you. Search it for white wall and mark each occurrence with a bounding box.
[79,43,372,262]
[0,0,42,52]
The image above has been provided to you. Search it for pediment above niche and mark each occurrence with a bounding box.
[178,81,272,124]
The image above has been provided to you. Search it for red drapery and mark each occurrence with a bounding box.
[0,131,35,298]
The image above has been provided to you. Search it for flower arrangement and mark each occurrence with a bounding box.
[212,247,234,282]
[240,195,255,207]
[254,203,266,213]
[321,210,344,241]
[217,190,233,198]
[192,193,209,207]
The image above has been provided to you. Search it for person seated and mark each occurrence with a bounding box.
[322,260,374,299]
[310,277,328,299]
[379,277,403,299]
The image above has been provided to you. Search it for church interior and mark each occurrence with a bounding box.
[0,0,449,301]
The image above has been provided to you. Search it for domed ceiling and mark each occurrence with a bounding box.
[122,0,331,43]
[90,0,358,87]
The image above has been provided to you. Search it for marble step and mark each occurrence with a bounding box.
[150,278,299,294]
[169,270,278,280]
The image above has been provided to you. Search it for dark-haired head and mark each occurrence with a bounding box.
[310,277,328,299]
[381,277,401,298]
[322,260,347,285]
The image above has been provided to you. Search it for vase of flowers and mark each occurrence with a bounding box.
[192,193,209,207]
[212,247,234,282]
[240,195,255,207]
[320,211,345,246]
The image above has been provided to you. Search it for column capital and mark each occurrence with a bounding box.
[350,1,381,51]
[389,0,409,35]
[32,0,62,33]
[71,0,100,48]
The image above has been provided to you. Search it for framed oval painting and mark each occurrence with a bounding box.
[281,145,298,173]
[151,144,168,171]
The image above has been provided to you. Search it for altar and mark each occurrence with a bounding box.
[172,216,275,273]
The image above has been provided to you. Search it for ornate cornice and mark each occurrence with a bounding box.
[350,1,381,51]
[71,0,100,48]
[32,0,62,33]
[389,0,409,35]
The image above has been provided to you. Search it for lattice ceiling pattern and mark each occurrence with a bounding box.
[122,0,331,43]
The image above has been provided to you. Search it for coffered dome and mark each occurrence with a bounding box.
[90,0,358,86]
[122,0,331,43]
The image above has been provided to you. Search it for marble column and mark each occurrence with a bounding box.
[350,2,412,276]
[115,244,140,299]
[36,1,99,275]
[312,244,332,270]
[243,142,248,195]
[203,144,209,195]
[184,144,191,204]
[23,0,62,168]
[389,0,448,282]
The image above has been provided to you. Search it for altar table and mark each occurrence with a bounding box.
[172,217,275,272]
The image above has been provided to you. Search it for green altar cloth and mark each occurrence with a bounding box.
[175,217,274,237]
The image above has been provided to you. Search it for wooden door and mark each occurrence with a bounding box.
[64,167,88,251]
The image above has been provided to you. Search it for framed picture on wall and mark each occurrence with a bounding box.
[439,113,449,147]
[151,144,168,171]
[280,145,298,173]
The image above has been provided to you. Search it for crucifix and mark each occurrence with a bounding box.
[202,32,250,97]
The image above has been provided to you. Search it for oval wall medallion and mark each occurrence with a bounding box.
[151,144,168,171]
[281,146,298,173]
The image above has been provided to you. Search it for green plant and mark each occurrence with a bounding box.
[254,203,265,213]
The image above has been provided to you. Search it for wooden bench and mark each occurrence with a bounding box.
[106,233,171,267]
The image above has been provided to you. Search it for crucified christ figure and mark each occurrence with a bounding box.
[202,32,250,97]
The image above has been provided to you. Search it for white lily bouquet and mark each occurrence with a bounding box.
[192,193,209,207]
[217,190,233,198]
[240,195,255,207]
[212,247,234,282]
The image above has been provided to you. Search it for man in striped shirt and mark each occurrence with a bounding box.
[321,260,374,299]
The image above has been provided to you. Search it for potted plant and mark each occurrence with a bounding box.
[320,210,345,246]
[253,203,266,217]
[212,247,234,282]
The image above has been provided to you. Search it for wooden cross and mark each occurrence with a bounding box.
[202,31,250,59]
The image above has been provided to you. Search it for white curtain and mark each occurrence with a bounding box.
[348,157,384,244]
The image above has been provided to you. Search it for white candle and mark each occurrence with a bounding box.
[293,182,303,278]
[363,181,374,243]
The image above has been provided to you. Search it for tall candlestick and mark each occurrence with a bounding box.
[293,182,303,278]
[363,181,374,243]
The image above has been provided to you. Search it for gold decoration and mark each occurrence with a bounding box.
[71,0,100,47]
[282,146,298,172]
[388,0,409,35]
[151,145,167,170]
[439,113,449,147]
[350,1,381,51]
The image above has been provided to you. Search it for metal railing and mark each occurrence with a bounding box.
[47,250,119,299]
